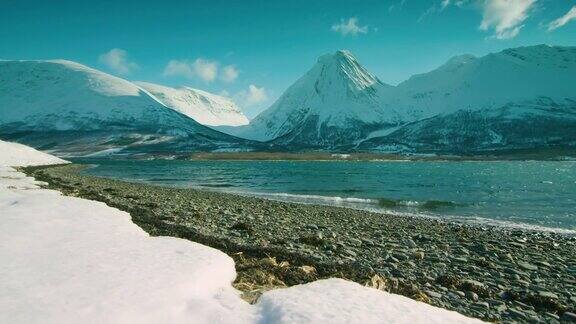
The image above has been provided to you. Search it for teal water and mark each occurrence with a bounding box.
[73,159,576,231]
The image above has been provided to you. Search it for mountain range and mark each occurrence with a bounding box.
[1,44,575,157]
[0,60,252,156]
[228,45,576,153]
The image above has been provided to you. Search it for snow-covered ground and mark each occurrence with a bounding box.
[0,140,68,166]
[0,140,481,323]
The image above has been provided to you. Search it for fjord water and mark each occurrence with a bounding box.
[75,159,576,231]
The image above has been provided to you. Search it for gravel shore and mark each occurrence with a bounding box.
[25,164,576,323]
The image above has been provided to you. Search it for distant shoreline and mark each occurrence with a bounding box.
[24,163,576,322]
[186,150,576,162]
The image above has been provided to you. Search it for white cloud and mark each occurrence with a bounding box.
[192,59,218,82]
[220,65,239,83]
[163,60,195,78]
[98,48,138,75]
[162,58,220,82]
[478,0,537,39]
[548,5,576,31]
[331,17,368,36]
[235,85,268,106]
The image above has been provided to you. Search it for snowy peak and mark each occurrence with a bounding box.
[0,60,159,129]
[136,82,249,127]
[236,50,401,144]
[313,50,386,93]
[442,54,477,69]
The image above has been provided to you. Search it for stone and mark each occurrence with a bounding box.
[344,249,357,257]
[538,291,559,299]
[405,239,417,248]
[348,238,362,246]
[506,308,527,320]
[545,312,560,320]
[561,312,576,322]
[413,251,425,260]
[465,291,479,302]
[424,290,442,299]
[517,261,538,271]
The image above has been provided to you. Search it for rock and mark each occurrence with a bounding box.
[561,312,576,322]
[538,291,559,299]
[517,261,538,271]
[545,312,560,320]
[474,301,490,309]
[494,303,507,312]
[424,290,442,299]
[465,291,479,302]
[348,238,362,246]
[361,238,375,246]
[343,249,357,257]
[512,300,533,310]
[506,308,527,320]
[413,251,425,260]
[405,239,417,248]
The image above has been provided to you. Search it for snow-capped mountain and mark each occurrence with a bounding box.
[136,82,249,127]
[0,60,253,156]
[389,45,576,120]
[360,45,576,152]
[228,45,576,153]
[235,50,402,148]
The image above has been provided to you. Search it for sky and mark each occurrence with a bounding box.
[1,0,575,118]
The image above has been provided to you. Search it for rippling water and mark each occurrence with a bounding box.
[73,158,576,231]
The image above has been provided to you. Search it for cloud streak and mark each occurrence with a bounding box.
[331,17,368,36]
[220,65,239,83]
[163,59,238,83]
[98,48,138,75]
[478,0,537,39]
[429,0,536,40]
[234,85,269,106]
[548,5,576,31]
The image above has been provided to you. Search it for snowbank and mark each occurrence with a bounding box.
[256,279,478,323]
[0,140,68,166]
[0,140,481,323]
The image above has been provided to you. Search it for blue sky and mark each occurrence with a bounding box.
[1,0,575,118]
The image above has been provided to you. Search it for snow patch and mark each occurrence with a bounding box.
[0,140,68,166]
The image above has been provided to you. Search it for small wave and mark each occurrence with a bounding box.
[201,183,236,188]
[257,192,376,204]
[420,200,464,210]
[377,198,464,210]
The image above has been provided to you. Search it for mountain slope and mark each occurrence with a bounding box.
[228,45,576,153]
[359,45,576,153]
[235,50,402,148]
[388,45,576,120]
[0,60,253,156]
[136,82,249,127]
